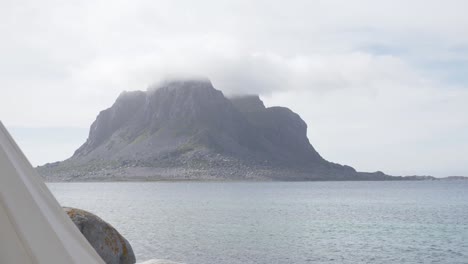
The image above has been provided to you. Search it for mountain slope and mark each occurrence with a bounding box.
[38,79,398,181]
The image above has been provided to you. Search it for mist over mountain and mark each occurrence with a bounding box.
[38,79,408,181]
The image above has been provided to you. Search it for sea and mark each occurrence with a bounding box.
[47,181,468,264]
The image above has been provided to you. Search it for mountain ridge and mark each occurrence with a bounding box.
[37,79,425,181]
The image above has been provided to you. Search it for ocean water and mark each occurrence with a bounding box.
[47,181,468,264]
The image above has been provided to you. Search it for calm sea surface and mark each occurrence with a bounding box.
[47,181,468,264]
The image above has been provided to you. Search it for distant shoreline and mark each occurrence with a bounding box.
[44,177,468,183]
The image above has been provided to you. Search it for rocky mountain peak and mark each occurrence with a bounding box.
[39,78,395,181]
[229,95,266,113]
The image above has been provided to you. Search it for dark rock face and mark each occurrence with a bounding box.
[64,207,136,264]
[230,95,266,112]
[38,79,397,181]
[74,91,147,157]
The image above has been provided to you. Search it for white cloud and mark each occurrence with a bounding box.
[1,0,467,175]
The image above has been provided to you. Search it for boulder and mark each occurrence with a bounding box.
[64,207,136,264]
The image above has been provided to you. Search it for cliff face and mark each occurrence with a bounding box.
[38,79,393,181]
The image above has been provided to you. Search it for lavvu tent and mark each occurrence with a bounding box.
[0,121,105,264]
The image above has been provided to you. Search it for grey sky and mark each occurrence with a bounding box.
[1,0,467,176]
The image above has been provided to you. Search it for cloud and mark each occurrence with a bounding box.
[1,0,467,175]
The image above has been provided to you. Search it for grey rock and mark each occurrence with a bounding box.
[229,94,266,112]
[64,207,136,264]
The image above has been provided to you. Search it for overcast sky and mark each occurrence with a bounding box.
[1,0,467,176]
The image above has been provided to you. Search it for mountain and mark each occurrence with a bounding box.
[38,79,414,181]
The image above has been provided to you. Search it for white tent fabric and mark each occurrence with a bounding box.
[0,121,105,264]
